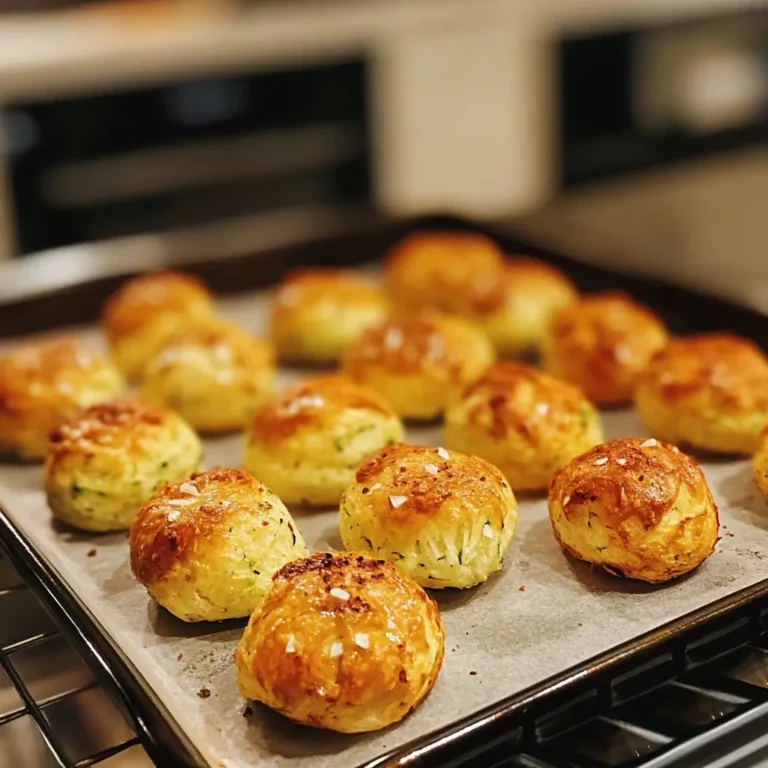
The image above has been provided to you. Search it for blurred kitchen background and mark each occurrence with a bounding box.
[1,0,768,307]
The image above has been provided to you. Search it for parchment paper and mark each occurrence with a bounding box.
[1,291,767,768]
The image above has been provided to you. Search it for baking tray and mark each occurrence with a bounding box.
[2,216,768,768]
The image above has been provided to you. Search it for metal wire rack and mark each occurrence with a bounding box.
[0,543,153,768]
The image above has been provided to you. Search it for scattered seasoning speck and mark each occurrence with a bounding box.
[518,585,526,592]
[469,671,477,676]
[197,688,211,699]
[243,706,254,718]
[726,532,735,538]
[177,653,183,660]
[87,549,97,558]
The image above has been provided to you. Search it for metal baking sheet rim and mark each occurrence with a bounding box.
[3,495,768,768]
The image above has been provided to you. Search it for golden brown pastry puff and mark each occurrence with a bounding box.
[0,339,124,461]
[234,551,445,732]
[142,319,274,433]
[753,426,768,502]
[384,230,506,316]
[340,443,518,588]
[548,438,719,583]
[244,375,404,507]
[635,333,768,455]
[478,257,578,358]
[130,467,308,622]
[342,312,495,420]
[101,270,215,379]
[542,291,668,406]
[270,268,388,364]
[444,362,603,492]
[45,399,201,532]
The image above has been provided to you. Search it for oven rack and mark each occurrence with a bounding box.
[0,542,150,767]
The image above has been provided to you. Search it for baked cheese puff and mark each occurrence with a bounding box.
[0,339,124,461]
[542,292,668,406]
[45,399,201,532]
[270,268,388,363]
[130,467,309,622]
[753,426,768,502]
[235,551,444,733]
[384,230,506,316]
[342,313,495,420]
[635,333,768,455]
[142,319,274,433]
[548,438,719,583]
[101,270,215,379]
[340,444,517,589]
[478,257,578,358]
[444,363,603,491]
[244,375,403,507]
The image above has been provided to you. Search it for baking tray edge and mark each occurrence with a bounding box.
[4,214,768,767]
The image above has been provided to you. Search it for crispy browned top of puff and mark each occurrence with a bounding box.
[549,291,667,373]
[130,467,275,584]
[272,268,384,312]
[250,551,442,710]
[269,551,437,624]
[354,443,507,521]
[501,256,577,296]
[385,231,506,313]
[463,362,590,440]
[550,438,711,530]
[250,375,393,442]
[0,339,109,415]
[276,551,391,586]
[151,319,273,369]
[551,291,666,343]
[101,271,213,338]
[48,399,173,458]
[638,333,768,409]
[343,313,472,376]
